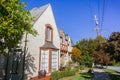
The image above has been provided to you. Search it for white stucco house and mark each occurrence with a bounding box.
[21,4,60,79]
[0,4,72,80]
[21,3,73,80]
[0,3,73,80]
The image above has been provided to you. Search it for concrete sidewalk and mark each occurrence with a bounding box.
[93,68,111,80]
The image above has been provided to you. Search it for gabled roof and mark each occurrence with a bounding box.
[30,4,50,24]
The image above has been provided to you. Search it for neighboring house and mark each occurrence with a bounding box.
[21,4,60,80]
[59,30,73,67]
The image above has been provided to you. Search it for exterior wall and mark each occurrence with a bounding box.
[21,4,60,79]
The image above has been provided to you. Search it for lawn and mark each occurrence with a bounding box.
[62,72,93,80]
[104,68,120,80]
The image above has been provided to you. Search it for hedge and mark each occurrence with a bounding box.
[51,70,75,80]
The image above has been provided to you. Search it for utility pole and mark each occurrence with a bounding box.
[94,15,100,37]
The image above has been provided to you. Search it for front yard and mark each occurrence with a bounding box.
[59,72,93,80]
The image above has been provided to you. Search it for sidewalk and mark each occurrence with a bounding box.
[93,68,111,80]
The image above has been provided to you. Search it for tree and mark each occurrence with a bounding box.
[94,49,111,65]
[0,0,37,79]
[76,36,106,67]
[106,32,120,62]
[0,0,37,55]
[78,53,94,67]
[76,39,96,67]
[71,47,81,62]
[94,32,120,65]
[109,32,120,42]
[96,35,106,43]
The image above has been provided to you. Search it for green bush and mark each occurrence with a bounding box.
[51,71,59,80]
[88,68,93,73]
[65,67,71,71]
[115,62,120,66]
[79,65,85,70]
[68,61,73,66]
[73,66,79,72]
[51,70,75,80]
[112,59,116,66]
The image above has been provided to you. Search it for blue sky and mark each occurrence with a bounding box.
[21,0,120,44]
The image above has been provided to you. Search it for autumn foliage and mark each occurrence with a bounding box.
[71,47,81,61]
[94,50,111,65]
[94,32,120,65]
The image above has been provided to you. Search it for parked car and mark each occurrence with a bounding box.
[95,64,103,68]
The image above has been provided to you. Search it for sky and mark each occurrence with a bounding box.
[21,0,120,44]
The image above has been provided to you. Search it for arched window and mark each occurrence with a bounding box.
[45,24,53,42]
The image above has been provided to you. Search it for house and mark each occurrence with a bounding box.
[0,3,73,80]
[21,4,60,80]
[25,4,73,79]
[59,30,73,67]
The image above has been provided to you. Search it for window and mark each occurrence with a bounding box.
[40,50,49,73]
[46,27,51,41]
[52,50,58,72]
[62,37,64,43]
[45,24,53,42]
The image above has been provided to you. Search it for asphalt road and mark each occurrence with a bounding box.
[93,68,111,80]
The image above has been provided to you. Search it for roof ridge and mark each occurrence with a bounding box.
[30,3,50,24]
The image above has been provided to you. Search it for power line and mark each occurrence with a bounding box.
[89,0,107,37]
[100,0,105,31]
[89,0,94,20]
[100,0,107,33]
[98,0,101,28]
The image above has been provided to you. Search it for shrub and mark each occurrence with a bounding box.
[51,71,59,80]
[51,70,75,80]
[68,61,73,66]
[88,68,93,73]
[73,66,79,72]
[65,67,71,71]
[112,59,116,66]
[79,65,85,70]
[115,62,120,66]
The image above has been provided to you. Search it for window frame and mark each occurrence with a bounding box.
[45,24,53,43]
